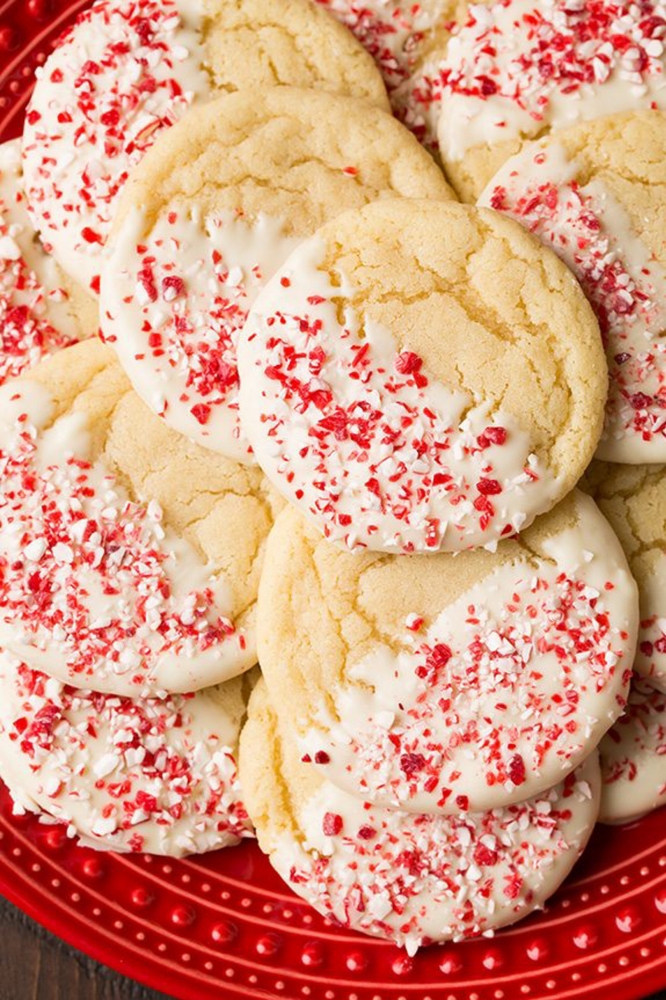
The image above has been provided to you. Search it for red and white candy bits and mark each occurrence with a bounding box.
[599,677,666,823]
[479,138,666,462]
[0,654,252,856]
[0,140,85,385]
[21,0,210,295]
[0,370,254,696]
[437,0,666,175]
[245,685,601,954]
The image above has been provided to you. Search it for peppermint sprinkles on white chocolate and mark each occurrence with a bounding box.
[438,0,666,160]
[1,661,252,854]
[0,394,245,692]
[21,0,209,294]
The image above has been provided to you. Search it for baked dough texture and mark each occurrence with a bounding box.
[0,338,283,695]
[238,198,606,552]
[239,678,601,951]
[255,493,637,813]
[21,0,390,293]
[583,461,666,692]
[101,87,453,460]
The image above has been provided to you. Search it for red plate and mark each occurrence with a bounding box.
[1,3,666,998]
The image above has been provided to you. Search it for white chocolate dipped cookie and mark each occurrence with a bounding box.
[240,678,601,953]
[100,87,453,462]
[436,0,666,202]
[599,678,666,824]
[256,493,637,814]
[0,338,283,696]
[237,198,606,552]
[21,0,390,296]
[0,652,253,855]
[479,112,666,464]
[583,461,666,692]
[0,139,96,384]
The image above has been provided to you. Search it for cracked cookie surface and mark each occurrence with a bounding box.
[0,338,283,695]
[255,493,637,813]
[238,198,606,552]
[100,86,453,460]
[21,0,389,295]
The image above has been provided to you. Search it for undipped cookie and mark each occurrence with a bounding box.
[0,652,253,855]
[256,493,637,814]
[583,461,666,692]
[100,87,453,461]
[0,139,95,385]
[21,0,390,295]
[239,678,601,952]
[479,111,666,463]
[238,198,606,552]
[0,338,282,695]
[436,0,666,201]
[599,678,666,824]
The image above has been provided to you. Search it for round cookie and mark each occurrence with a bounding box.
[0,139,95,384]
[599,678,666,824]
[0,338,282,696]
[479,111,666,463]
[256,492,637,814]
[583,461,666,692]
[100,87,453,462]
[240,678,601,952]
[238,198,606,552]
[21,0,390,296]
[0,653,253,855]
[435,0,666,202]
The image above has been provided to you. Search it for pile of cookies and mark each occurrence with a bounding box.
[1,0,666,955]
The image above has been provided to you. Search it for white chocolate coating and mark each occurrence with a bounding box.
[599,677,666,824]
[479,141,666,463]
[101,204,300,460]
[0,377,255,695]
[293,492,637,812]
[438,0,666,164]
[0,652,252,855]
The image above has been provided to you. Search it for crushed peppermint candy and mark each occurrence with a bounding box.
[274,748,600,952]
[21,0,210,294]
[480,142,666,462]
[0,141,80,384]
[0,657,252,855]
[314,0,456,93]
[438,0,666,164]
[238,233,562,554]
[298,495,635,812]
[599,677,666,822]
[0,379,250,696]
[101,207,300,460]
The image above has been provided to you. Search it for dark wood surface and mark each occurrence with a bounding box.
[1,892,665,1000]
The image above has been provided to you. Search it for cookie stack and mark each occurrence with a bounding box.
[0,0,665,957]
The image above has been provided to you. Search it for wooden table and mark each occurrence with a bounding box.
[2,893,666,1000]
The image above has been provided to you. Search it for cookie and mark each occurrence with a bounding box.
[256,493,637,814]
[479,111,666,463]
[0,139,95,385]
[599,678,666,824]
[0,653,253,855]
[100,87,453,462]
[436,0,666,202]
[583,462,666,692]
[21,0,390,296]
[237,198,606,552]
[0,338,282,696]
[239,678,601,952]
[313,0,459,95]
